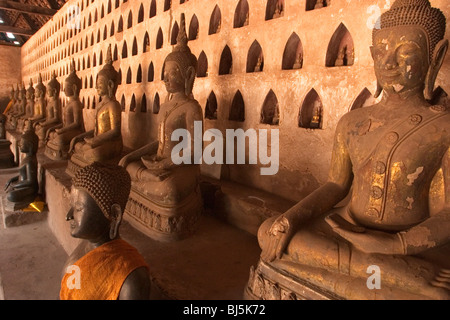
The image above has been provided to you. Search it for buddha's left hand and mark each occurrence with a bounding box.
[325,213,404,255]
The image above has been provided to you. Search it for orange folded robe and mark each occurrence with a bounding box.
[60,239,149,300]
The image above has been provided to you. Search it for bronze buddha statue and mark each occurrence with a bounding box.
[246,0,450,300]
[29,74,47,128]
[4,121,39,204]
[45,60,84,160]
[9,83,26,131]
[3,85,16,117]
[119,13,203,241]
[35,71,61,148]
[61,162,151,300]
[17,79,35,133]
[67,45,122,176]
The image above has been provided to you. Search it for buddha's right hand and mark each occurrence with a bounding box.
[261,213,297,262]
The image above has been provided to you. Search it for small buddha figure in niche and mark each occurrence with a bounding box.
[315,0,325,9]
[293,51,303,69]
[335,45,347,67]
[61,162,151,300]
[309,99,322,129]
[17,80,35,133]
[346,46,355,66]
[247,0,450,300]
[119,13,203,242]
[46,60,84,160]
[4,121,39,204]
[35,72,61,148]
[216,20,221,33]
[244,11,249,26]
[28,74,47,127]
[254,53,264,72]
[273,0,284,19]
[68,44,122,172]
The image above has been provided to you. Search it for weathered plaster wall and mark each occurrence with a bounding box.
[0,45,21,112]
[19,0,450,202]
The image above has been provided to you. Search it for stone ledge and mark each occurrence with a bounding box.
[1,195,48,228]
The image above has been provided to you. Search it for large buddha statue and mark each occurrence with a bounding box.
[61,162,151,300]
[29,74,47,128]
[17,79,35,133]
[0,113,15,169]
[67,45,122,176]
[119,13,203,242]
[45,60,84,160]
[4,121,39,204]
[246,0,450,300]
[35,71,61,148]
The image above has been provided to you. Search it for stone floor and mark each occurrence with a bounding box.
[0,168,262,300]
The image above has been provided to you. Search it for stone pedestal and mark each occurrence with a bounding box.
[1,195,47,228]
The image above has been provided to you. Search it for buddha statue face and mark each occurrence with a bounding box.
[47,86,55,98]
[66,187,111,240]
[163,60,186,94]
[371,26,430,94]
[96,74,115,98]
[64,81,78,98]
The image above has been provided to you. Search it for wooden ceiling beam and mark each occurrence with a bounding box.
[0,25,36,36]
[0,1,57,17]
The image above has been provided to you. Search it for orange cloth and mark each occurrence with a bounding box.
[60,239,149,300]
[3,100,14,115]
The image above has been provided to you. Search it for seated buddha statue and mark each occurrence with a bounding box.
[17,79,35,133]
[67,45,122,176]
[35,72,61,148]
[61,162,151,300]
[4,121,39,204]
[119,13,203,242]
[9,83,26,131]
[28,74,47,128]
[45,60,84,160]
[246,0,450,300]
[3,85,16,116]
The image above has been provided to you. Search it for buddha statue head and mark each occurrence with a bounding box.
[19,82,26,101]
[35,74,46,99]
[67,162,131,241]
[96,45,119,99]
[9,85,15,100]
[64,59,82,98]
[163,13,198,97]
[20,121,39,155]
[371,0,448,99]
[26,79,35,101]
[15,84,20,101]
[47,71,61,99]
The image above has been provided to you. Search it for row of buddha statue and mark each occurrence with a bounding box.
[1,0,449,300]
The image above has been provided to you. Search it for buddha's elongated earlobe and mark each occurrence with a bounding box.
[109,203,123,240]
[425,39,449,101]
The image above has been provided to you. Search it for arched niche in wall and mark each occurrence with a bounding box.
[299,88,323,129]
[118,69,122,85]
[164,0,171,12]
[234,0,249,28]
[137,65,142,83]
[171,21,179,45]
[219,45,232,75]
[306,0,330,11]
[97,29,101,43]
[156,28,163,49]
[84,35,88,49]
[130,94,136,112]
[209,5,221,35]
[138,4,144,24]
[118,16,123,33]
[92,97,96,109]
[247,40,264,73]
[326,23,354,67]
[107,0,112,14]
[87,97,90,110]
[141,94,147,112]
[88,12,92,27]
[261,90,280,125]
[122,41,128,58]
[229,90,245,122]
[153,93,160,114]
[93,53,96,67]
[103,25,107,40]
[148,62,154,82]
[132,37,138,56]
[127,11,133,29]
[126,67,132,84]
[110,21,115,36]
[197,51,208,78]
[266,0,284,20]
[87,55,91,68]
[120,95,126,111]
[94,8,98,23]
[282,32,303,70]
[115,0,119,9]
[350,88,375,111]
[150,0,157,18]
[205,91,218,120]
[189,14,199,41]
[143,32,150,53]
[101,4,105,18]
[90,33,94,46]
[99,51,103,65]
[113,44,118,61]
